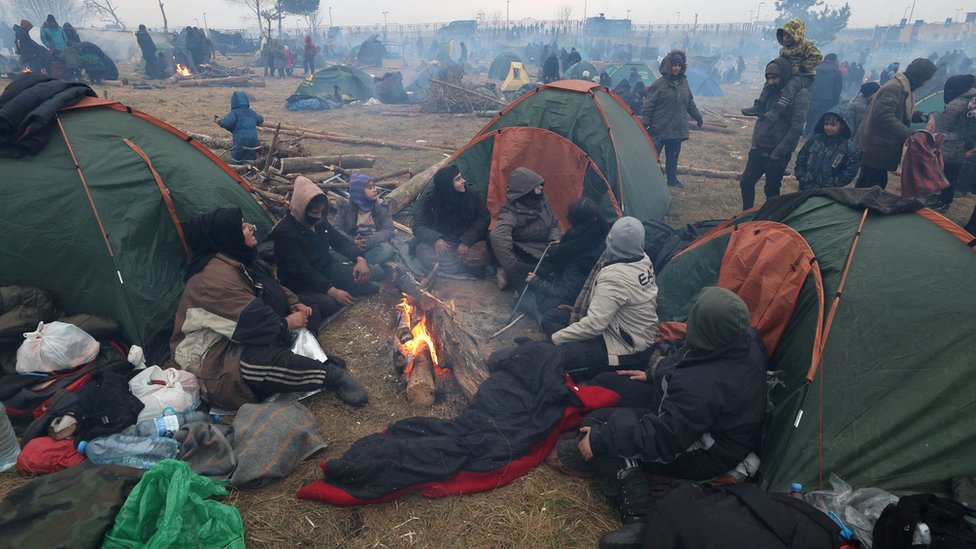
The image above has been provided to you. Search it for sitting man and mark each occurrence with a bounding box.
[551,217,658,381]
[489,167,560,292]
[556,287,768,548]
[335,173,396,269]
[271,176,381,320]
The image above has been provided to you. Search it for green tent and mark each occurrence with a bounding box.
[489,52,522,81]
[654,188,976,495]
[912,90,943,130]
[292,65,374,102]
[413,80,670,226]
[405,61,442,94]
[607,62,656,86]
[0,97,274,345]
[562,61,598,80]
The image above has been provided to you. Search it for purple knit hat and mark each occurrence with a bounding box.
[348,173,374,212]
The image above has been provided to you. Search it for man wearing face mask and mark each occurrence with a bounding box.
[271,177,382,319]
[853,57,937,190]
[738,56,810,210]
[490,167,561,292]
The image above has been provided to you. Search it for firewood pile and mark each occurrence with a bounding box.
[419,78,506,114]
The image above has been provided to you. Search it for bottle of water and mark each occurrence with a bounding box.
[787,482,805,501]
[134,411,219,438]
[77,434,179,469]
[0,403,20,472]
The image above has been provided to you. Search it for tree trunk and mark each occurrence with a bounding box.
[278,154,376,173]
[158,1,168,34]
[177,76,266,87]
[384,158,450,215]
[406,344,436,406]
[186,133,303,156]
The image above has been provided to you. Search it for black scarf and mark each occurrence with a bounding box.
[185,207,257,278]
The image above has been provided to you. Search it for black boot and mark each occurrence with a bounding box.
[598,467,655,549]
[325,361,368,407]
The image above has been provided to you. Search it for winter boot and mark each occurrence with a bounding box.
[548,435,590,476]
[598,467,655,549]
[324,361,368,407]
[741,99,763,116]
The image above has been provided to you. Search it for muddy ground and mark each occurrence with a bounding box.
[1,56,973,548]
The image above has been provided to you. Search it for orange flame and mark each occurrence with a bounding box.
[20,68,32,73]
[395,295,440,373]
[176,64,192,77]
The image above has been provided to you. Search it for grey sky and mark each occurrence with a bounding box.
[104,0,966,31]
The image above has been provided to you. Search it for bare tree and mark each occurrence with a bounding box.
[301,7,323,38]
[6,0,88,26]
[555,3,573,25]
[82,0,124,29]
[224,0,266,38]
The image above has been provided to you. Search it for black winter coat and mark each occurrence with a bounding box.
[270,213,364,294]
[412,185,490,247]
[588,329,767,478]
[526,224,607,303]
[0,74,96,158]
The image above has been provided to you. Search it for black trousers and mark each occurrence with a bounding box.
[239,345,331,398]
[658,138,683,185]
[941,163,962,206]
[739,148,789,210]
[855,165,888,189]
[557,338,653,382]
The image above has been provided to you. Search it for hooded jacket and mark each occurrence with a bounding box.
[412,166,490,247]
[853,72,916,171]
[40,17,67,51]
[552,219,658,365]
[809,57,843,104]
[135,26,157,57]
[641,50,703,142]
[217,91,264,152]
[776,19,822,77]
[526,201,608,303]
[751,57,810,158]
[794,110,861,190]
[334,179,394,249]
[270,177,364,295]
[938,86,976,165]
[490,168,561,270]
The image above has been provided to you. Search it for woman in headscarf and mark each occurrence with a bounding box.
[170,208,368,410]
[411,164,491,276]
[642,50,704,188]
[489,167,561,291]
[335,173,395,268]
[554,287,768,549]
[516,197,609,336]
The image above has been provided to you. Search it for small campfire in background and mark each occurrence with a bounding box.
[393,294,446,406]
[175,64,192,77]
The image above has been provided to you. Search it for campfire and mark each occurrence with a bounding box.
[394,294,443,406]
[175,64,192,77]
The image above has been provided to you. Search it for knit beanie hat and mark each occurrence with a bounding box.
[859,82,881,97]
[685,287,751,352]
[671,52,685,65]
[903,58,937,89]
[605,216,645,261]
[943,74,975,104]
[765,59,783,78]
[20,20,32,31]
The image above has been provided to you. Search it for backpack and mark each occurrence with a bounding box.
[642,479,848,549]
[873,494,976,548]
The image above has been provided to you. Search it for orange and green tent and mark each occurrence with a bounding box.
[654,188,976,495]
[0,97,273,345]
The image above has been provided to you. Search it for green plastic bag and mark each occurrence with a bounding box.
[101,460,245,549]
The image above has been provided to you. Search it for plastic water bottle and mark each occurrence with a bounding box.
[77,434,179,469]
[134,411,219,438]
[0,403,20,472]
[787,482,805,501]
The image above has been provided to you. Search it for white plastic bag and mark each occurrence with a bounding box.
[15,321,100,374]
[129,366,201,422]
[291,327,328,362]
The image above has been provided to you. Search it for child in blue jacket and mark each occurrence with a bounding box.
[216,91,264,164]
[794,109,860,190]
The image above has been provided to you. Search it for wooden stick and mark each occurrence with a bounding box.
[406,344,436,406]
[489,313,525,340]
[187,132,303,156]
[258,125,453,153]
[385,158,451,215]
[373,168,413,183]
[676,166,741,179]
[177,76,265,87]
[263,123,281,176]
[428,78,506,106]
[278,154,376,173]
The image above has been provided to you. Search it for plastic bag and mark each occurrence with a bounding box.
[15,321,100,373]
[806,473,900,548]
[101,460,245,549]
[291,327,328,361]
[129,366,201,423]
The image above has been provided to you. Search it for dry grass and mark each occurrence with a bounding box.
[1,57,973,548]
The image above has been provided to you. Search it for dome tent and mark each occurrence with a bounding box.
[289,65,374,105]
[607,62,656,86]
[0,96,273,346]
[654,188,976,495]
[562,61,598,81]
[488,52,522,80]
[412,80,670,227]
[685,66,724,97]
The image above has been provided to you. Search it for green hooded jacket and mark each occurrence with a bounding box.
[776,19,822,77]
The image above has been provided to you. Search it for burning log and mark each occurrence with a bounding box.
[396,310,414,344]
[406,343,436,406]
[278,154,376,173]
[177,76,266,88]
[429,305,488,400]
[385,158,451,215]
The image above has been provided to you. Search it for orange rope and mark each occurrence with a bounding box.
[57,117,115,259]
[122,138,191,262]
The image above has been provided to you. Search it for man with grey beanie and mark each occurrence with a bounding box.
[551,217,658,381]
